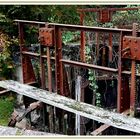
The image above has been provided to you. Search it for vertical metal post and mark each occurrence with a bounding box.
[47,47,52,91]
[117,31,130,113]
[130,23,138,116]
[80,12,86,62]
[18,22,36,84]
[40,46,46,89]
[96,32,99,60]
[46,46,54,133]
[55,27,64,96]
[109,33,113,62]
[55,26,64,133]
[18,22,24,84]
[117,31,123,113]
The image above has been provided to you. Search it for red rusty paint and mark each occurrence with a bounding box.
[122,36,140,60]
[55,27,64,96]
[109,33,113,62]
[15,19,140,127]
[117,32,130,113]
[80,12,86,62]
[18,23,36,84]
[77,7,140,23]
[39,27,54,47]
[98,9,111,23]
[130,23,138,116]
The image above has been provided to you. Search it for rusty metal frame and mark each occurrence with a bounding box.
[14,19,140,134]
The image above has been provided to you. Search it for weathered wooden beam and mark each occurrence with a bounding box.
[0,89,10,95]
[91,124,109,135]
[1,80,140,133]
[0,125,61,136]
[90,109,130,135]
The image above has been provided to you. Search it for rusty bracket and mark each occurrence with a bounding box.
[122,36,140,60]
[39,27,54,47]
[98,9,111,23]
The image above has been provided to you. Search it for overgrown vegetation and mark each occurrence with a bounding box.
[0,95,15,126]
[0,32,17,79]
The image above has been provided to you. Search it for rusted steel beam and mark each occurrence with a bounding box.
[109,33,113,62]
[46,46,54,133]
[117,32,123,113]
[130,23,138,116]
[55,27,64,96]
[18,22,36,84]
[40,47,46,89]
[49,23,133,34]
[1,80,140,133]
[47,47,52,92]
[80,12,85,62]
[18,22,24,83]
[96,32,100,59]
[77,7,140,12]
[60,59,118,73]
[15,19,140,35]
[22,51,40,57]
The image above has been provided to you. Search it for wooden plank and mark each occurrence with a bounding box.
[0,80,140,133]
[0,89,10,95]
[90,109,130,135]
[91,124,109,135]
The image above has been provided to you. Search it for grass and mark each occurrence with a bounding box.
[0,94,15,126]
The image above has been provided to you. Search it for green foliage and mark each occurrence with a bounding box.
[0,95,15,126]
[62,31,80,44]
[112,5,140,27]
[85,46,101,107]
[0,33,17,79]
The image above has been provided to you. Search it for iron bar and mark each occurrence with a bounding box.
[130,23,138,116]
[55,27,64,96]
[60,59,118,73]
[22,51,55,60]
[80,12,85,62]
[15,19,140,34]
[77,7,140,12]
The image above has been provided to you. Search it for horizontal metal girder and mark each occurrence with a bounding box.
[14,19,140,34]
[1,80,140,133]
[61,59,118,73]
